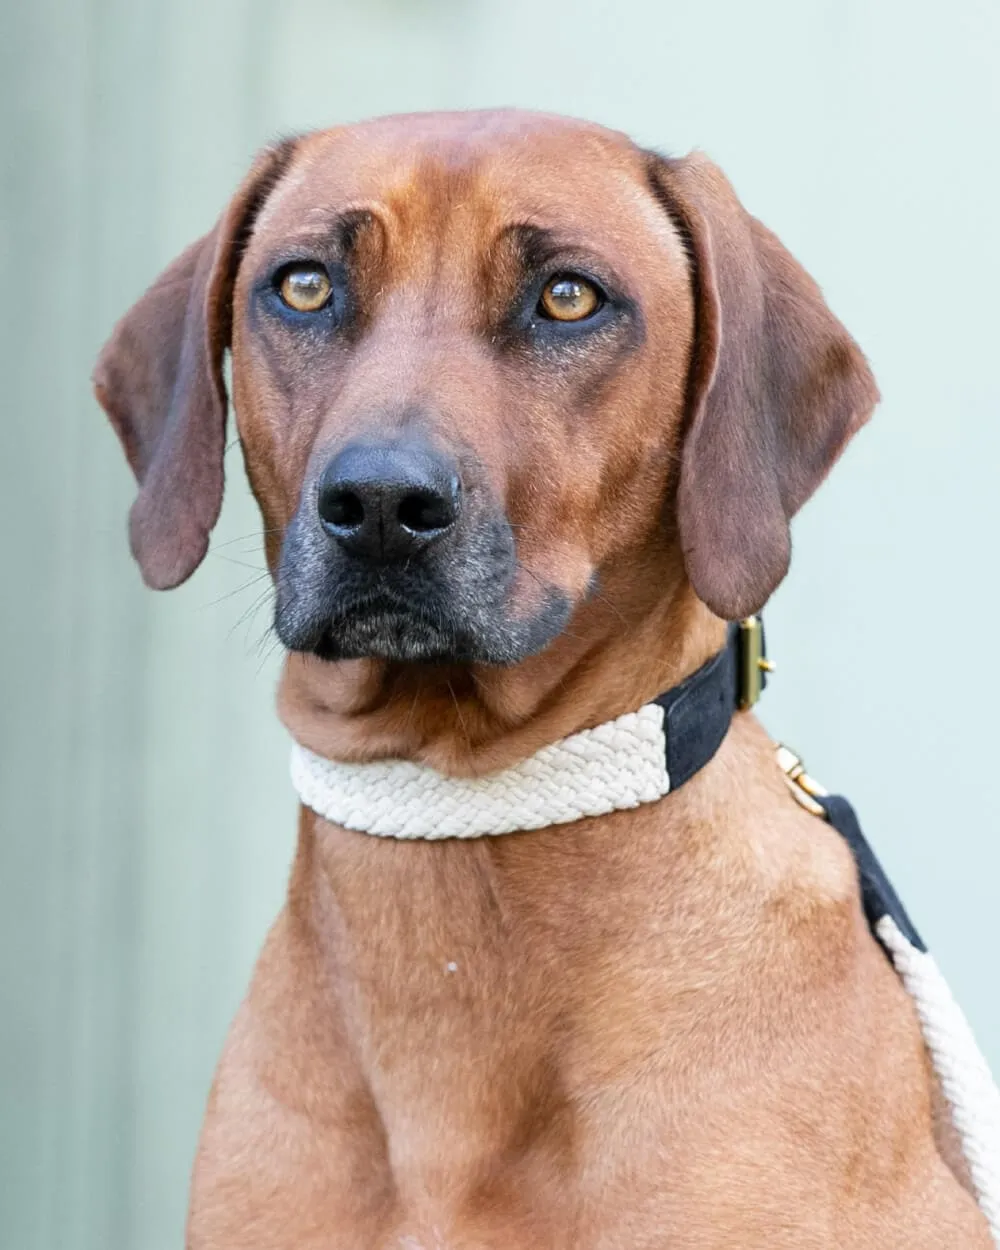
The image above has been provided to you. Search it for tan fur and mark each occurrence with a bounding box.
[93,111,990,1247]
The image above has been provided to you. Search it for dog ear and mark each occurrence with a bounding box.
[648,152,879,620]
[93,140,296,589]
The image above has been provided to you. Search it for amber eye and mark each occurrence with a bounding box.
[278,265,332,312]
[538,274,601,322]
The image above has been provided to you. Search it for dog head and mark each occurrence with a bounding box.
[95,110,876,676]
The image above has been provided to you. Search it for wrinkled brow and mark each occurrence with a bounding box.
[493,223,563,271]
[255,207,379,257]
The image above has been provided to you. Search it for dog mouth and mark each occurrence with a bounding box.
[275,563,574,666]
[278,579,572,666]
[309,592,473,663]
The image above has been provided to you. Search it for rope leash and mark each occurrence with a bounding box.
[877,916,1000,1241]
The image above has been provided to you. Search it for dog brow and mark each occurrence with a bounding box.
[276,206,378,256]
[496,222,563,270]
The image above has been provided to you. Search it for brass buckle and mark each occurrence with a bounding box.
[774,744,829,819]
[738,616,776,710]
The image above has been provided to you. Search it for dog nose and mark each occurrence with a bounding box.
[317,441,461,561]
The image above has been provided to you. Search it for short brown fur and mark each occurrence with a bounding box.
[94,110,989,1247]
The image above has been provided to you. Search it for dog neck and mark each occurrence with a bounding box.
[277,563,727,777]
[273,595,841,1211]
[288,617,756,838]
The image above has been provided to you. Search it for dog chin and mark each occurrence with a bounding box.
[276,595,573,667]
[312,611,471,663]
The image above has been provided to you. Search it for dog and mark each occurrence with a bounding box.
[94,110,993,1248]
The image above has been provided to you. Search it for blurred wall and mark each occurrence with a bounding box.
[1,1,997,1246]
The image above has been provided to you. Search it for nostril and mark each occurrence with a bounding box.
[398,489,456,534]
[319,488,365,530]
[317,444,460,557]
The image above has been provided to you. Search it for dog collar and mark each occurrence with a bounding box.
[290,620,767,840]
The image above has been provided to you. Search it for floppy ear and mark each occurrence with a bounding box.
[648,152,879,620]
[93,141,295,589]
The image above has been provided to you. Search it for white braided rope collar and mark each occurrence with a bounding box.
[289,715,1000,1240]
[290,702,670,839]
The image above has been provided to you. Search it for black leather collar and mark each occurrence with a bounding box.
[656,618,924,955]
[653,619,767,791]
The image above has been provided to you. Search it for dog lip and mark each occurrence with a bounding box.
[312,608,463,664]
[277,576,572,666]
[329,587,444,626]
[306,588,458,658]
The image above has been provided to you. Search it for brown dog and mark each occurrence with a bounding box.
[94,110,991,1248]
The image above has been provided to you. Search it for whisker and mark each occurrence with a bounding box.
[404,687,421,733]
[590,589,629,629]
[208,527,281,552]
[446,680,472,755]
[254,631,284,676]
[227,585,275,640]
[210,553,269,573]
[201,571,272,611]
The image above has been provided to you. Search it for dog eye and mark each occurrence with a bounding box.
[538,274,601,322]
[278,265,332,313]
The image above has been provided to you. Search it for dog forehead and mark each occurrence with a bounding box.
[294,108,637,193]
[249,111,686,267]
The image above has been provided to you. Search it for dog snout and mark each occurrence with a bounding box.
[316,440,461,562]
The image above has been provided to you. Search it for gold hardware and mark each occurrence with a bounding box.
[774,743,829,819]
[738,616,768,709]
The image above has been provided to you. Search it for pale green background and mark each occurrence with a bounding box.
[1,1,998,1246]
